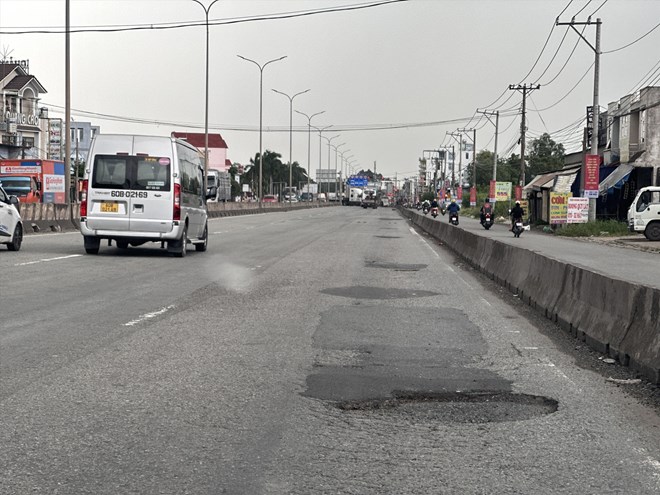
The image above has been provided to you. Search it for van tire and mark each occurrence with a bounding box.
[195,223,208,252]
[644,222,660,241]
[116,240,129,249]
[7,223,22,251]
[84,236,100,254]
[170,224,188,258]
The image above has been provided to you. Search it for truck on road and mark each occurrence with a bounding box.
[627,186,660,241]
[206,168,231,202]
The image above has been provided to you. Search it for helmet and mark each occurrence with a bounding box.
[451,199,456,203]
[515,200,521,205]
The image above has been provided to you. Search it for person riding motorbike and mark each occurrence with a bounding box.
[447,198,460,224]
[480,198,493,224]
[422,199,431,212]
[510,200,524,230]
[431,198,439,209]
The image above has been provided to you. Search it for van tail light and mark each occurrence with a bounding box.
[80,179,89,217]
[173,183,181,220]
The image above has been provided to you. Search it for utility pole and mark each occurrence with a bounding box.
[557,16,601,221]
[478,109,499,182]
[508,84,540,187]
[447,131,464,192]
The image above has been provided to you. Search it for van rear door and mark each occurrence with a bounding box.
[87,155,173,234]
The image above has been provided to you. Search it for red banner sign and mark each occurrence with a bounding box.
[584,154,599,196]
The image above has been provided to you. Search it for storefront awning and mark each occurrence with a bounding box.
[598,163,633,195]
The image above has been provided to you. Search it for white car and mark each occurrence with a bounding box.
[0,184,23,251]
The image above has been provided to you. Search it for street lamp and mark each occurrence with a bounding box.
[237,54,287,205]
[322,134,340,195]
[312,125,333,197]
[295,109,324,199]
[272,88,310,203]
[192,0,221,189]
[331,142,346,199]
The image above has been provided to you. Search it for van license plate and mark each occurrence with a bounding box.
[101,202,119,213]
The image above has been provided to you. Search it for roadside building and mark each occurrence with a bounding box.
[171,131,230,171]
[69,121,101,164]
[0,59,47,160]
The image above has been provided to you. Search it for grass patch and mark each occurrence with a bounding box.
[554,220,629,237]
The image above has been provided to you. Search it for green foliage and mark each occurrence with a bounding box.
[421,191,435,202]
[240,150,310,198]
[528,133,565,177]
[553,220,629,237]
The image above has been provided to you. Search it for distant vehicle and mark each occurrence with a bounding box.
[346,187,362,206]
[327,192,338,201]
[317,193,327,202]
[299,192,314,202]
[628,186,660,241]
[0,183,23,251]
[361,189,378,209]
[206,168,231,202]
[263,194,278,203]
[282,186,298,201]
[80,134,213,257]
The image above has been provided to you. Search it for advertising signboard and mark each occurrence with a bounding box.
[549,192,571,224]
[584,154,599,198]
[567,197,589,223]
[495,181,511,202]
[469,187,477,206]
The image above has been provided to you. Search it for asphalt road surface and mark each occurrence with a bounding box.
[1,206,659,494]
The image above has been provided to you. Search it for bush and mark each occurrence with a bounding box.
[553,220,629,237]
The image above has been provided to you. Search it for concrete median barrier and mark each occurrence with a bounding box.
[400,207,660,384]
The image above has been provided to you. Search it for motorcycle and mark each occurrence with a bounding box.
[512,218,524,237]
[481,212,493,230]
[431,207,439,218]
[423,205,430,215]
[449,212,459,225]
[440,204,446,216]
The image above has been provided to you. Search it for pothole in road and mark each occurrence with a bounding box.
[336,391,558,423]
[321,286,439,299]
[366,261,427,271]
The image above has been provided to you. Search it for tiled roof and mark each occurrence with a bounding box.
[0,63,21,83]
[171,132,228,149]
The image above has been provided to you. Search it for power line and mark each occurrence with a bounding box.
[603,20,660,54]
[0,0,408,35]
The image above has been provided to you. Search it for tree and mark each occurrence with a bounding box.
[528,133,565,178]
[240,150,310,198]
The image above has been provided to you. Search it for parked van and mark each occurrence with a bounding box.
[80,134,212,257]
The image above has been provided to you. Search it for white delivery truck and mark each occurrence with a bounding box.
[80,134,213,257]
[206,168,231,202]
[627,186,660,241]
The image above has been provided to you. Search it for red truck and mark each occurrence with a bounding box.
[0,159,67,203]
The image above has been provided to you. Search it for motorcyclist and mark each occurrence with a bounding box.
[422,199,431,210]
[430,198,439,209]
[480,198,493,224]
[447,198,460,223]
[510,200,525,230]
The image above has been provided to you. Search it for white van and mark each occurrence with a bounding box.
[80,134,211,257]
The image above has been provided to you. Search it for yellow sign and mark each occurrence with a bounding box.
[495,182,511,202]
[549,193,571,224]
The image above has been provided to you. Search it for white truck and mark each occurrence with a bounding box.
[345,187,363,206]
[206,169,231,202]
[627,186,660,241]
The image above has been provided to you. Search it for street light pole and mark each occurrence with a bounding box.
[295,110,324,199]
[272,88,310,203]
[192,0,221,191]
[312,125,333,197]
[237,54,287,205]
[323,135,340,195]
[331,143,346,198]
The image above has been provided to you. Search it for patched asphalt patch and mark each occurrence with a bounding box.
[379,218,404,221]
[374,235,402,239]
[335,391,558,423]
[366,261,427,271]
[320,286,438,299]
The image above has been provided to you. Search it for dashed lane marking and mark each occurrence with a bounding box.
[124,305,175,327]
[15,254,82,266]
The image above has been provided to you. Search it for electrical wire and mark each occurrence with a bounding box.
[0,0,408,35]
[603,21,660,54]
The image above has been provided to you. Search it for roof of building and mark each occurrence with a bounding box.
[3,74,47,94]
[171,132,228,149]
[0,63,23,84]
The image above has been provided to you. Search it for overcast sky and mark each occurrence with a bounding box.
[1,0,659,181]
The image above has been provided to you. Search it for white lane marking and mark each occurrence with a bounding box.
[212,231,229,234]
[124,305,175,327]
[523,347,539,350]
[15,254,82,266]
[409,227,440,258]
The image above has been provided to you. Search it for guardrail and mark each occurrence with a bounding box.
[399,206,660,385]
[17,201,338,234]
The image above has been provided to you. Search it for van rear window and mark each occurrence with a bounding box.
[92,155,170,191]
